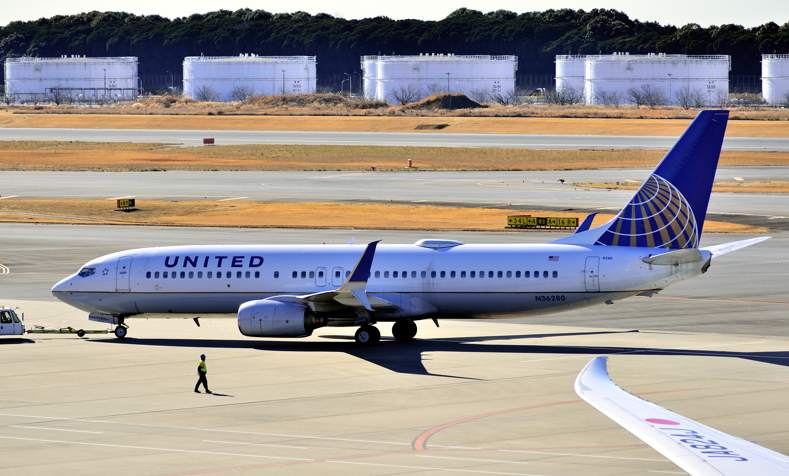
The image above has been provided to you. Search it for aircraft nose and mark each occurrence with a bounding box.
[51,275,74,296]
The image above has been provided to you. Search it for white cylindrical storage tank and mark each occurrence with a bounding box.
[364,54,517,104]
[555,55,585,99]
[182,55,317,101]
[361,56,378,100]
[4,56,138,103]
[762,54,789,105]
[584,54,730,106]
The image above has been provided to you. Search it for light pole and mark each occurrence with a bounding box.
[282,70,286,95]
[343,73,352,96]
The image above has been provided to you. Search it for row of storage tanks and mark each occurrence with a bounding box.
[556,53,789,105]
[4,53,789,105]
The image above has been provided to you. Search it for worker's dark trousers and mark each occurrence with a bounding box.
[195,373,209,392]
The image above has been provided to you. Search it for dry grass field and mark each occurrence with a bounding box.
[1,141,788,171]
[579,180,789,194]
[0,198,766,233]
[1,109,788,137]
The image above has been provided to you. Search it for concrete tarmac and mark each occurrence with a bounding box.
[4,169,789,218]
[1,224,787,475]
[1,127,788,151]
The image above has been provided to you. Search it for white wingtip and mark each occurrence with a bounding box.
[701,236,771,257]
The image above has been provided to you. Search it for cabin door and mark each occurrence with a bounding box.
[116,256,132,292]
[584,257,600,292]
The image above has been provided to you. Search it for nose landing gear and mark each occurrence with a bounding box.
[114,317,128,339]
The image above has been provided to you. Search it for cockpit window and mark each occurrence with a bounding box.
[78,267,96,277]
[9,310,19,323]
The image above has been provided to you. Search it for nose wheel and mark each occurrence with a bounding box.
[354,325,380,345]
[392,319,417,342]
[114,323,128,339]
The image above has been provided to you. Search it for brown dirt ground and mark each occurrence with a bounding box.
[0,198,765,234]
[578,180,789,194]
[1,111,788,137]
[1,141,788,171]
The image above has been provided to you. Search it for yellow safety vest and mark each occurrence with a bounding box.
[198,361,207,374]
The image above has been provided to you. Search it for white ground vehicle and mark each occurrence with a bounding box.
[0,307,25,336]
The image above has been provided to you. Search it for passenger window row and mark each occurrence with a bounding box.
[146,268,559,281]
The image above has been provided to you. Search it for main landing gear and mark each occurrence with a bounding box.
[353,319,418,345]
[391,319,417,342]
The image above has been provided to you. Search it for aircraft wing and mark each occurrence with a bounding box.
[575,356,789,476]
[275,240,397,312]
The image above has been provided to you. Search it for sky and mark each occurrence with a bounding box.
[2,0,788,28]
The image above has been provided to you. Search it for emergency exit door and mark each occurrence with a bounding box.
[585,257,600,292]
[116,256,132,292]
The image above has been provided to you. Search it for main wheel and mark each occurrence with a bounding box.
[354,325,380,345]
[114,325,128,339]
[392,320,417,342]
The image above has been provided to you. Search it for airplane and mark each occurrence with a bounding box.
[52,110,769,344]
[576,356,789,475]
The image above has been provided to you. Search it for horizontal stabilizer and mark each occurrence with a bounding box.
[701,236,771,257]
[642,248,705,266]
[576,356,789,476]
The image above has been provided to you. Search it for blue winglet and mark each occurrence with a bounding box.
[348,240,380,283]
[575,213,597,234]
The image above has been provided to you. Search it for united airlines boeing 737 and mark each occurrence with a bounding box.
[52,110,768,344]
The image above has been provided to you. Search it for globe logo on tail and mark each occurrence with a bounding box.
[595,174,699,249]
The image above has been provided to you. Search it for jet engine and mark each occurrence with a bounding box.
[237,299,326,337]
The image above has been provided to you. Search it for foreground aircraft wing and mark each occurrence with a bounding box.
[575,356,789,476]
[701,236,771,258]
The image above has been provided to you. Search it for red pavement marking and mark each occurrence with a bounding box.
[412,399,579,452]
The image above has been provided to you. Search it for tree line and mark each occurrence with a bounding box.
[1,8,787,91]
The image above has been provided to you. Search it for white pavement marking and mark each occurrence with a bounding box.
[0,264,10,275]
[0,195,18,200]
[498,448,664,463]
[0,412,410,447]
[0,435,313,461]
[9,425,103,434]
[429,444,484,450]
[217,196,248,202]
[417,454,531,465]
[326,460,542,476]
[204,439,310,450]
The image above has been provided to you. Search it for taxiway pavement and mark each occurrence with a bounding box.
[1,127,789,151]
[6,168,789,218]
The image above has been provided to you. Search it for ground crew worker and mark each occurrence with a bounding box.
[194,353,211,394]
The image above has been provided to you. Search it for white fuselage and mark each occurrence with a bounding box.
[51,242,705,322]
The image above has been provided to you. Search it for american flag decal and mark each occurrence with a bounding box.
[548,255,559,261]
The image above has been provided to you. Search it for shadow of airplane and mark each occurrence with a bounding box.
[89,329,789,378]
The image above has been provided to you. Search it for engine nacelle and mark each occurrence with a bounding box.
[237,299,325,337]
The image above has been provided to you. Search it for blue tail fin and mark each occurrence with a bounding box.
[594,110,728,249]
